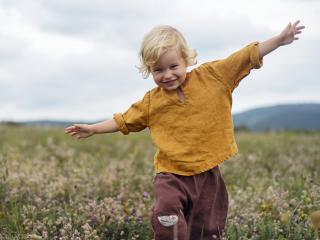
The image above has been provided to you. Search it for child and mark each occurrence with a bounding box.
[65,21,304,240]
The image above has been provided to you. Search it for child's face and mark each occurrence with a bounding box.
[150,49,187,91]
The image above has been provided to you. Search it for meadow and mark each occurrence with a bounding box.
[0,124,319,239]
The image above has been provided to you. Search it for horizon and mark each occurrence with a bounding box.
[1,102,319,122]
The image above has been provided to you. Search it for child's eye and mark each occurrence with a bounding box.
[170,65,178,69]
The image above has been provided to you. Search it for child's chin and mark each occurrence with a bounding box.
[162,83,179,91]
[163,85,178,91]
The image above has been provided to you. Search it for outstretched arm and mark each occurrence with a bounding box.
[65,119,119,139]
[258,20,305,58]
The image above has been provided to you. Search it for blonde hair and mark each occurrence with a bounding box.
[138,25,197,78]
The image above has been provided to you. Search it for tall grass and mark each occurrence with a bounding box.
[0,125,319,239]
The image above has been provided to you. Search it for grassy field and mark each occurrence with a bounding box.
[0,125,319,239]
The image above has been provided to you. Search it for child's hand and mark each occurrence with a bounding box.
[278,20,305,46]
[64,124,95,139]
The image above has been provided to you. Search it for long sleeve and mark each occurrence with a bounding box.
[203,42,263,92]
[113,91,150,135]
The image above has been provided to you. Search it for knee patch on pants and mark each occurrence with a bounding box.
[151,209,180,228]
[151,209,187,240]
[157,214,179,227]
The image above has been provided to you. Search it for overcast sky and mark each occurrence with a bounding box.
[1,0,319,121]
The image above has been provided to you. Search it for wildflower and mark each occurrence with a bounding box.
[65,223,72,231]
[305,197,312,204]
[82,222,92,232]
[279,212,291,225]
[60,229,66,235]
[131,208,137,215]
[27,234,42,240]
[143,191,149,198]
[260,202,272,212]
[123,202,130,215]
[55,217,64,226]
[298,209,306,220]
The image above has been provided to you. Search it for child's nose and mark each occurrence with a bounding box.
[164,70,173,79]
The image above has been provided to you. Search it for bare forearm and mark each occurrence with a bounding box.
[258,20,305,59]
[258,35,282,59]
[91,118,119,134]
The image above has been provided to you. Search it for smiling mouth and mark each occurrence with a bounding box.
[163,80,177,84]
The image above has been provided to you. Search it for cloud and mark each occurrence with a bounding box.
[0,0,319,121]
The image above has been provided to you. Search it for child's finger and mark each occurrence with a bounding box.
[65,128,76,134]
[74,124,84,129]
[70,132,79,137]
[67,131,77,135]
[293,20,300,27]
[65,126,74,131]
[283,23,291,34]
[286,22,291,30]
[65,127,74,131]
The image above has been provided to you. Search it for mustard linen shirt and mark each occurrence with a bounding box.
[114,42,263,176]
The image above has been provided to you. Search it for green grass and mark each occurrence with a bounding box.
[0,125,319,239]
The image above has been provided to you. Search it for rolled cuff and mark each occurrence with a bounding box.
[250,42,263,69]
[113,113,129,135]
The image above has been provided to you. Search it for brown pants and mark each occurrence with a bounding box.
[150,166,228,240]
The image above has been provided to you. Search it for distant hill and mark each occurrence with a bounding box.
[233,103,320,131]
[24,120,76,127]
[0,120,92,128]
[1,103,320,131]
